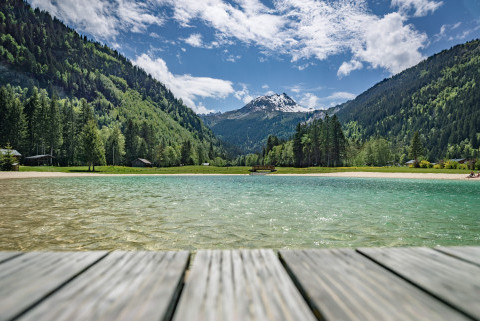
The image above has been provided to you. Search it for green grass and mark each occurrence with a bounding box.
[19,165,473,174]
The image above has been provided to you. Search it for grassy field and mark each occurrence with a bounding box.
[19,165,473,174]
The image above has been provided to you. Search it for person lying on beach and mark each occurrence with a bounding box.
[467,171,475,178]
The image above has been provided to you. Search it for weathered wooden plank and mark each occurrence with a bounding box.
[0,251,107,321]
[279,249,471,321]
[173,249,316,321]
[17,251,189,321]
[0,252,22,264]
[359,247,480,320]
[435,246,480,267]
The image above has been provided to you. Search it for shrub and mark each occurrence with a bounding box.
[433,164,443,169]
[419,160,432,168]
[444,161,459,169]
[458,163,468,170]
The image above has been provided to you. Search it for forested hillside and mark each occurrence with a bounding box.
[0,0,223,166]
[336,40,480,161]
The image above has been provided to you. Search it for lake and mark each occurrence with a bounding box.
[0,175,479,251]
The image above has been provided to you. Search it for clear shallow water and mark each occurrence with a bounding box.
[0,175,479,251]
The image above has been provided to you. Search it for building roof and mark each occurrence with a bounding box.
[134,158,152,165]
[25,154,54,159]
[0,149,21,157]
[405,160,415,164]
[449,158,466,162]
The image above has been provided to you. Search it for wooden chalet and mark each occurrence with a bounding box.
[132,158,153,167]
[24,154,54,166]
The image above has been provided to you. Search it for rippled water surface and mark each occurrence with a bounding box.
[0,175,479,251]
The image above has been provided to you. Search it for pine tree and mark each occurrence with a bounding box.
[409,131,423,167]
[46,95,62,163]
[105,125,125,165]
[293,123,304,167]
[181,140,192,165]
[81,120,105,171]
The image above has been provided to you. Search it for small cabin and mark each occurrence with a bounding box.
[405,160,416,166]
[24,154,54,166]
[132,158,153,167]
[201,163,210,166]
[249,165,277,172]
[0,149,21,159]
[449,158,466,164]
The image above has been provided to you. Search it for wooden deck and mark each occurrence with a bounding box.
[0,247,479,321]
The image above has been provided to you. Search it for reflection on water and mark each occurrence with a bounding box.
[0,176,479,251]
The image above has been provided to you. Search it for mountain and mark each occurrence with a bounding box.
[240,93,312,113]
[0,0,223,165]
[202,93,335,154]
[336,39,480,161]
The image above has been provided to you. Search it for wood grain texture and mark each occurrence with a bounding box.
[0,252,22,264]
[173,249,316,321]
[435,246,480,267]
[18,251,189,321]
[359,247,480,320]
[279,248,470,321]
[0,251,107,321]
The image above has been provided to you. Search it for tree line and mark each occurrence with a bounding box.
[231,115,347,167]
[0,85,221,169]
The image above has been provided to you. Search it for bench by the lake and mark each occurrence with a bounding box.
[249,165,277,172]
[1,247,479,321]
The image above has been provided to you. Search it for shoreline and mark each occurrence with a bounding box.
[0,171,475,180]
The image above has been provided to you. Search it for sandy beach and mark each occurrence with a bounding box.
[0,171,474,180]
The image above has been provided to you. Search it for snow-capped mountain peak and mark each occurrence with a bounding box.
[242,93,312,113]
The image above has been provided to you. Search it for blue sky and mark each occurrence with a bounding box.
[28,0,480,114]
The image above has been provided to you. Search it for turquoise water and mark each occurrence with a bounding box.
[0,176,479,251]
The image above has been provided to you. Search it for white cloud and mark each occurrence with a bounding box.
[337,60,363,77]
[391,0,443,17]
[133,54,234,114]
[298,91,356,110]
[183,33,203,47]
[158,0,286,49]
[354,13,427,74]
[326,92,357,100]
[195,102,216,115]
[29,0,163,40]
[262,84,269,89]
[32,0,432,77]
[156,0,428,75]
[234,84,254,104]
[299,93,321,109]
[225,54,241,62]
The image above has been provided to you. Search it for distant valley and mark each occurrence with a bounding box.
[202,93,338,154]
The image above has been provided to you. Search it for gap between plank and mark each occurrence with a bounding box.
[9,252,110,321]
[355,248,476,321]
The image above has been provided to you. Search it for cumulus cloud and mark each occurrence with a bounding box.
[337,60,363,77]
[299,93,321,109]
[234,84,254,104]
[29,0,163,40]
[391,0,443,17]
[298,91,356,110]
[133,54,234,114]
[354,13,427,74]
[157,0,286,49]
[183,33,203,47]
